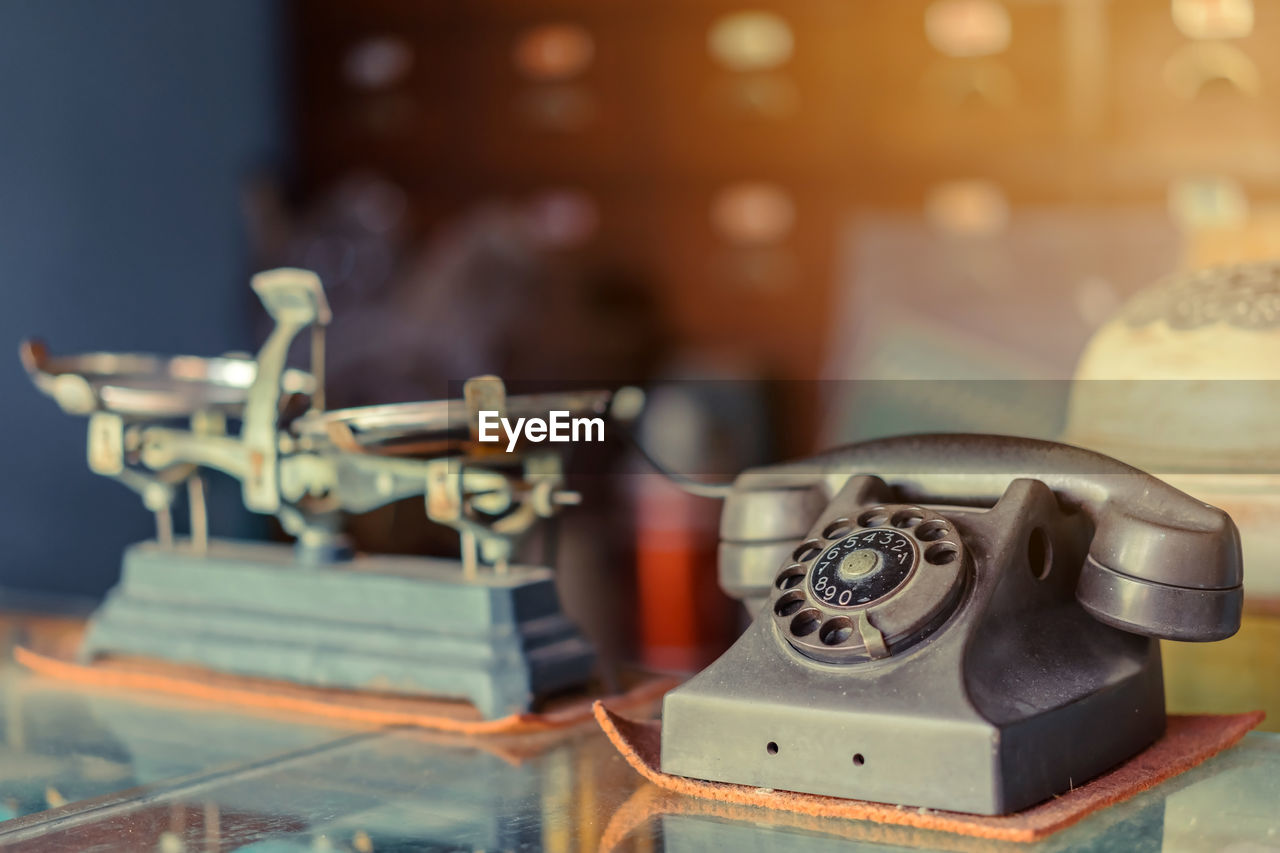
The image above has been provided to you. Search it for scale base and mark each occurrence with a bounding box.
[80,539,595,719]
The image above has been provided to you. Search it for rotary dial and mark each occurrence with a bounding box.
[770,505,967,664]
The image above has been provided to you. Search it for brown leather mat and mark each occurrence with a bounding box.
[593,702,1265,843]
[11,643,679,736]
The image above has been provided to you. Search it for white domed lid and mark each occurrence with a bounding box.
[1067,261,1280,472]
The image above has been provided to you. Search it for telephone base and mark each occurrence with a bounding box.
[660,622,1165,815]
[79,539,595,719]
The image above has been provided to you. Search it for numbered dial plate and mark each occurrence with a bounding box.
[770,504,967,665]
[809,529,917,608]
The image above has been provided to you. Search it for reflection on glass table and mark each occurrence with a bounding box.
[0,723,644,852]
[635,733,1280,852]
[0,615,352,825]
[0,611,1277,851]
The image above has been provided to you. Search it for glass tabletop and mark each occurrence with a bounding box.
[0,612,1277,852]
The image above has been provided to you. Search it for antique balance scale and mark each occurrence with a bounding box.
[21,268,616,719]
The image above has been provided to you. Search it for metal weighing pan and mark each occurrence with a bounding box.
[20,339,316,419]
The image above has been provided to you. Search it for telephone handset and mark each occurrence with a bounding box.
[718,433,1242,642]
[661,434,1243,815]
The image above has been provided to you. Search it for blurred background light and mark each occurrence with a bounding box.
[924,0,1012,58]
[525,189,599,249]
[707,11,794,72]
[1168,176,1250,229]
[513,23,595,81]
[925,180,1010,237]
[1172,0,1254,40]
[343,36,414,91]
[710,181,796,245]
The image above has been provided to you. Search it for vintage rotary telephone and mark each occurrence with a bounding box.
[660,434,1243,815]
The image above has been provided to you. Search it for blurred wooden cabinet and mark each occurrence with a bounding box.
[290,0,1280,389]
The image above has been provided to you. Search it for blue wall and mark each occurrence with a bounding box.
[0,1,286,596]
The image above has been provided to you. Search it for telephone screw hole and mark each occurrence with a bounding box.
[767,742,779,755]
[852,753,865,766]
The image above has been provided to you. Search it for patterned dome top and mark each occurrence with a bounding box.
[1067,259,1280,477]
[1123,261,1280,330]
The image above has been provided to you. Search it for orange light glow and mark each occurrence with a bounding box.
[513,23,596,81]
[711,182,796,245]
[925,180,1009,237]
[925,0,1011,58]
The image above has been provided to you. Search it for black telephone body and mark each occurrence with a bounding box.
[659,435,1243,815]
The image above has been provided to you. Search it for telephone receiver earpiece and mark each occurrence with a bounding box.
[728,434,1243,641]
